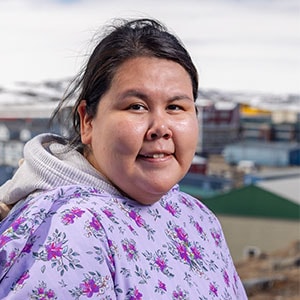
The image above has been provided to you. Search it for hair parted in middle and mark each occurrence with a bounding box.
[52,18,198,148]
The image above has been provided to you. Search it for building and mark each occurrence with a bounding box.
[223,141,300,167]
[200,184,300,261]
[196,99,240,154]
[0,103,63,185]
[188,155,208,175]
[179,172,233,199]
[240,104,300,143]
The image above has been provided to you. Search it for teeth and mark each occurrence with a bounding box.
[152,154,165,158]
[141,153,167,158]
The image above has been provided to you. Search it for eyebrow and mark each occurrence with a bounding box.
[119,90,149,101]
[119,89,193,102]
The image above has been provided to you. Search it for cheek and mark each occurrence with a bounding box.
[175,118,199,146]
[109,120,147,155]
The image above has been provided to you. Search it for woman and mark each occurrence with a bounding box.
[0,18,247,299]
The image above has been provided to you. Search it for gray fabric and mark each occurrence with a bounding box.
[0,133,121,205]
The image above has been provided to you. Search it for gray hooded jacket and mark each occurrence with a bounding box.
[0,133,120,207]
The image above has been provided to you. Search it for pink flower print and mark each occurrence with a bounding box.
[73,192,82,198]
[80,279,99,298]
[211,230,222,247]
[11,217,26,231]
[0,235,11,247]
[129,287,143,300]
[127,244,137,260]
[129,210,145,227]
[129,210,137,219]
[172,287,185,299]
[16,271,30,285]
[62,213,75,225]
[223,269,230,287]
[103,209,114,218]
[158,280,167,292]
[37,287,45,296]
[195,200,204,209]
[181,196,193,208]
[122,239,138,261]
[176,243,190,263]
[175,227,188,243]
[108,239,113,248]
[165,202,177,216]
[128,224,135,232]
[195,222,203,234]
[209,282,218,297]
[155,256,167,272]
[22,242,33,253]
[32,282,57,299]
[108,253,114,265]
[62,207,84,225]
[191,246,202,260]
[8,250,17,261]
[135,216,143,227]
[46,289,55,298]
[90,216,102,231]
[45,242,63,260]
[71,207,85,217]
[89,187,99,194]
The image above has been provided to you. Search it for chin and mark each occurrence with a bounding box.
[133,185,173,205]
[122,185,164,205]
[134,196,163,206]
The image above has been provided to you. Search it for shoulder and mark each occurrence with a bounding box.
[0,185,115,236]
[167,186,218,217]
[0,186,118,297]
[0,185,119,266]
[25,185,111,211]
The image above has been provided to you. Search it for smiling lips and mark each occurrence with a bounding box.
[139,152,173,159]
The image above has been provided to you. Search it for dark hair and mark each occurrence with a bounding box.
[52,18,198,148]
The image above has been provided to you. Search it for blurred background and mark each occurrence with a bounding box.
[0,0,299,298]
[0,0,299,93]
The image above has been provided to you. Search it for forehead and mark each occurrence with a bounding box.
[111,56,192,89]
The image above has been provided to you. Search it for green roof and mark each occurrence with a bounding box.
[200,185,300,220]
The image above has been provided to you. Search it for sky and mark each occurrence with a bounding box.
[0,0,299,94]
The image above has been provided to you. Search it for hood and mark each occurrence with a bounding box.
[0,133,120,205]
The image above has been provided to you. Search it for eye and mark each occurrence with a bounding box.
[167,104,183,111]
[128,103,147,111]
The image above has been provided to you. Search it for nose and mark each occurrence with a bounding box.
[145,113,172,140]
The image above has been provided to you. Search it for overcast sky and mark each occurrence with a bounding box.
[0,0,299,94]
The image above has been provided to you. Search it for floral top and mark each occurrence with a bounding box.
[0,185,247,299]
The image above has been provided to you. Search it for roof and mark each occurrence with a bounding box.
[0,103,57,118]
[256,177,300,205]
[226,141,300,151]
[249,168,300,180]
[201,184,300,220]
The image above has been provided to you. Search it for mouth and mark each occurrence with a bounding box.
[141,153,167,158]
[138,152,173,159]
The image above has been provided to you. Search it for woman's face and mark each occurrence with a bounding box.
[78,56,199,204]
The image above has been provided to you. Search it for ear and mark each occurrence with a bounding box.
[77,100,93,145]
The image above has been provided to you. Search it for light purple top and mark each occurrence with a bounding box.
[0,185,247,299]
